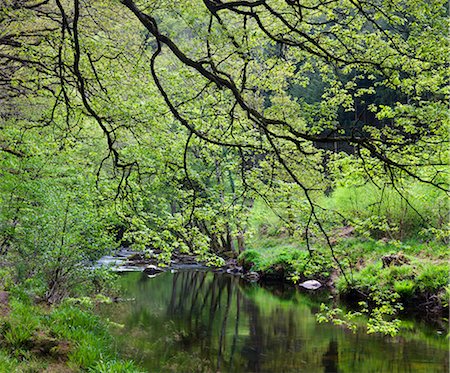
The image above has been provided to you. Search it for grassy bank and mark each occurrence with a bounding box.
[239,238,449,303]
[0,291,142,372]
[240,181,449,325]
[238,237,449,335]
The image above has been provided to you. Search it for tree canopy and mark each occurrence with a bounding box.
[0,0,448,286]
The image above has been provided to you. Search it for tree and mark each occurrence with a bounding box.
[115,0,449,259]
[0,0,448,272]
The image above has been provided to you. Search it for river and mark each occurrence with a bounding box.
[99,270,448,372]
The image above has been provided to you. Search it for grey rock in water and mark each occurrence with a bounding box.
[299,280,322,290]
[226,266,243,275]
[243,271,260,282]
[143,265,165,276]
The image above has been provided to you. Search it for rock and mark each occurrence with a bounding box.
[32,336,58,354]
[224,258,243,275]
[125,252,150,266]
[174,254,199,265]
[243,271,260,282]
[263,264,285,281]
[226,266,243,274]
[299,280,322,290]
[127,253,145,261]
[381,252,410,268]
[143,265,165,276]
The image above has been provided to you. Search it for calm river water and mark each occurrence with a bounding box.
[99,270,448,372]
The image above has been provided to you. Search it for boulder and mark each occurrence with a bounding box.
[299,280,322,290]
[143,265,165,276]
[243,271,260,282]
[226,266,243,275]
[381,252,410,268]
[224,258,243,275]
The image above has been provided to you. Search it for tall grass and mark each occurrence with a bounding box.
[0,296,142,372]
[322,182,448,240]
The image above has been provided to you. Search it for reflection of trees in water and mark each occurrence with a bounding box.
[164,271,325,372]
[165,272,243,370]
[242,298,263,372]
[112,272,448,372]
[322,340,339,373]
[159,271,447,373]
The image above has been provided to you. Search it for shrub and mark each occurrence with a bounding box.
[68,335,105,368]
[0,268,14,291]
[238,249,262,270]
[0,350,19,370]
[416,264,449,292]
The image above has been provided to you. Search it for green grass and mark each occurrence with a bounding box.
[321,182,448,240]
[239,246,334,282]
[0,294,142,372]
[336,255,449,300]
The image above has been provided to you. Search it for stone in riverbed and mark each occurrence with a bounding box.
[243,271,260,282]
[226,265,243,275]
[127,253,145,261]
[299,280,322,290]
[143,265,165,277]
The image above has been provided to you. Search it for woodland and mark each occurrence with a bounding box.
[0,0,448,371]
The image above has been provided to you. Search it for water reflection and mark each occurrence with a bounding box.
[100,271,448,372]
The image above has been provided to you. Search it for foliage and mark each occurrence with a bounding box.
[336,259,449,298]
[323,180,448,240]
[317,292,403,337]
[90,359,143,373]
[0,268,14,291]
[327,252,449,335]
[361,291,404,337]
[0,294,142,371]
[0,299,40,350]
[0,350,18,371]
[238,246,334,283]
[316,304,361,333]
[1,0,447,271]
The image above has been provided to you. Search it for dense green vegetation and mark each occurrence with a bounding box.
[0,0,448,369]
[0,293,141,371]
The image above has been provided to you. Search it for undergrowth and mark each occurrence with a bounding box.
[0,292,142,372]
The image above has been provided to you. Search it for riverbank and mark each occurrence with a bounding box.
[0,236,447,371]
[237,237,449,331]
[116,237,449,321]
[0,290,142,371]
